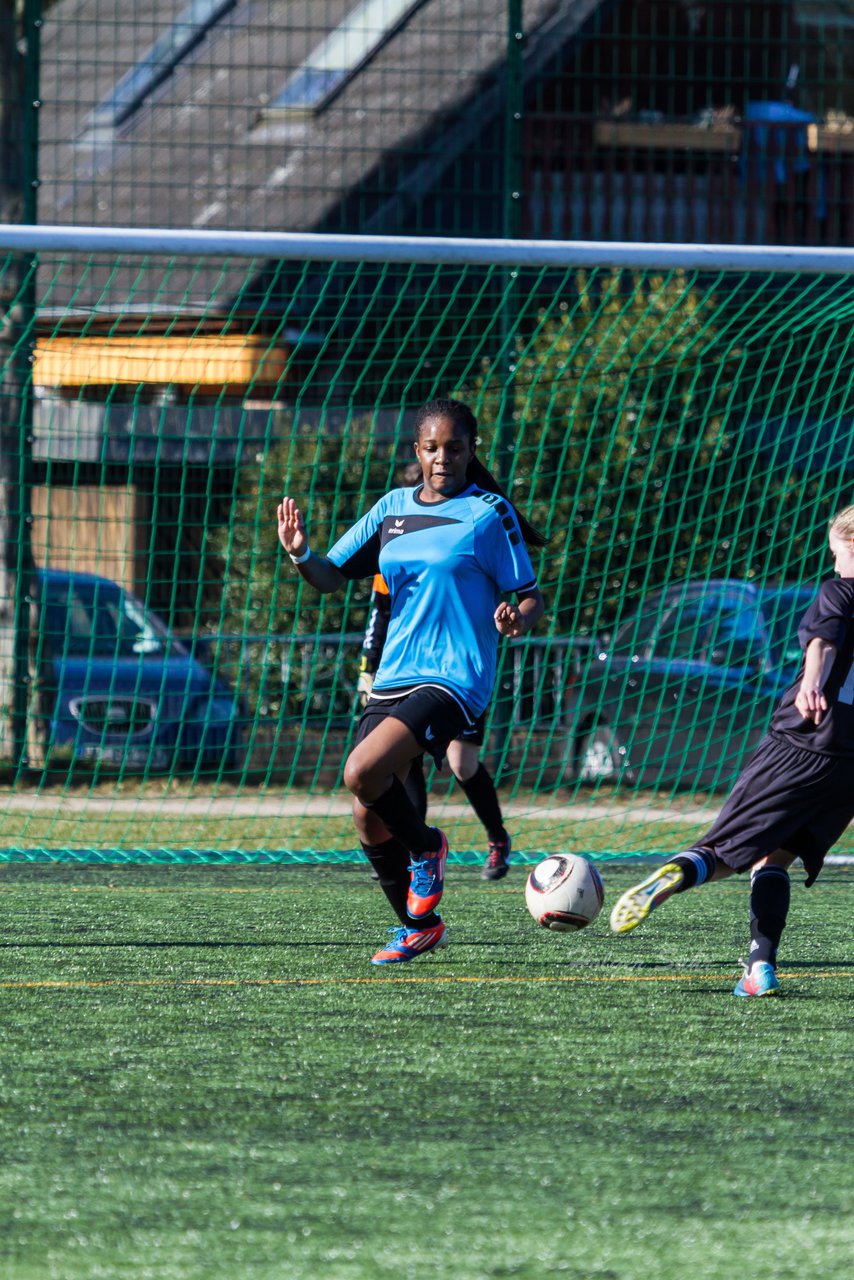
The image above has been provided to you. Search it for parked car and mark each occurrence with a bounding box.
[568,579,817,791]
[35,569,244,771]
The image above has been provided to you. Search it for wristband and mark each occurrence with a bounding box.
[289,546,312,565]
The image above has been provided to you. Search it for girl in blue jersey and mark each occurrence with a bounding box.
[609,504,854,997]
[359,567,515,882]
[277,398,545,964]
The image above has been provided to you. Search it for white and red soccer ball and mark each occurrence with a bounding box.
[525,854,605,932]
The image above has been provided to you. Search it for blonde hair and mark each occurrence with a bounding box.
[829,504,854,540]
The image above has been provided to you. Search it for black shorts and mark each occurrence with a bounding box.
[355,686,472,766]
[699,732,854,886]
[455,710,487,747]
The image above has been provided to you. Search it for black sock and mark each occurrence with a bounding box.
[457,764,505,843]
[366,775,439,857]
[360,839,442,930]
[670,846,719,892]
[360,837,412,926]
[748,866,791,968]
[403,757,428,821]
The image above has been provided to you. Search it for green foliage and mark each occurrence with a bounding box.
[476,270,831,633]
[212,410,402,715]
[211,269,847,730]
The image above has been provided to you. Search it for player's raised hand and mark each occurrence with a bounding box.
[494,601,526,638]
[277,497,308,558]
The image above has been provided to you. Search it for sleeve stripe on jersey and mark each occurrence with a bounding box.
[330,529,382,580]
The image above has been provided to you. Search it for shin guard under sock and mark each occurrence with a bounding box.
[366,775,440,856]
[403,758,428,822]
[360,837,413,926]
[748,866,791,968]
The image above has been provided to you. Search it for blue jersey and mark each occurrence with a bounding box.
[327,484,538,716]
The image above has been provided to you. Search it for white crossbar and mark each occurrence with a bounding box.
[3,223,854,273]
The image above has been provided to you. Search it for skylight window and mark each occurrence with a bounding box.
[85,0,237,133]
[266,0,422,118]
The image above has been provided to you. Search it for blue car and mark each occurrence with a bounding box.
[36,569,243,771]
[569,578,817,791]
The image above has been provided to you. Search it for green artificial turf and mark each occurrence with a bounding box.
[0,861,851,1280]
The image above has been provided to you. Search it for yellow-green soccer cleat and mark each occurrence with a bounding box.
[609,863,684,934]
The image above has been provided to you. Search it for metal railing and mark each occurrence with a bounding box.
[523,114,854,246]
[190,630,597,730]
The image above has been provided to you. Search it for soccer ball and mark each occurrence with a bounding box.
[525,854,605,932]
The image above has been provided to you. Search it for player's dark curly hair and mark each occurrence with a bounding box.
[413,398,547,548]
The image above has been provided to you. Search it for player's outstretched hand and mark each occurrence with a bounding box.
[494,601,526,638]
[795,684,828,725]
[277,497,309,558]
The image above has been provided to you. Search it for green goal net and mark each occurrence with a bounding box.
[2,230,854,864]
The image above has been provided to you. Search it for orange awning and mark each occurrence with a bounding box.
[34,335,289,389]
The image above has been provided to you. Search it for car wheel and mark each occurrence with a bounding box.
[577,725,625,784]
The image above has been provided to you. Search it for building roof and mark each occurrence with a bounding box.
[36,0,598,312]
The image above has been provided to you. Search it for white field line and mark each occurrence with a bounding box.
[0,793,718,823]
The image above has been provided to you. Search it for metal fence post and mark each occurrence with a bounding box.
[11,0,41,770]
[497,0,524,478]
[489,0,525,783]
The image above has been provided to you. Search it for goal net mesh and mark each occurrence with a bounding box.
[2,243,853,863]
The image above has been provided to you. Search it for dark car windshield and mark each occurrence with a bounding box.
[613,583,818,671]
[42,578,185,659]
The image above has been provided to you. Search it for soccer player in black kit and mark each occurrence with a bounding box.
[610,504,854,997]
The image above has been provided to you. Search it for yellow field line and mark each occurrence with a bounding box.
[68,887,306,894]
[0,886,306,894]
[0,971,851,990]
[2,884,852,897]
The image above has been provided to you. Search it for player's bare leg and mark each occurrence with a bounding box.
[345,720,449,949]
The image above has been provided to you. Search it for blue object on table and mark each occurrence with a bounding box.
[742,100,815,185]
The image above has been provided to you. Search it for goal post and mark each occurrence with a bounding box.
[2,225,854,864]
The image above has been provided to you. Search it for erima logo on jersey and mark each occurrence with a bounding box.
[380,512,462,547]
[424,726,435,741]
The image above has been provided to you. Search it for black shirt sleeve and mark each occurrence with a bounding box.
[771,577,854,754]
[334,529,382,581]
[361,590,391,674]
[797,579,854,651]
